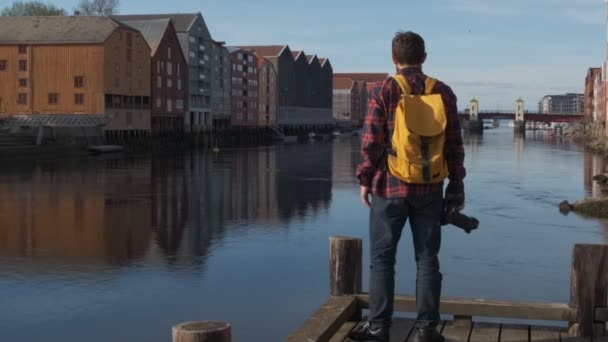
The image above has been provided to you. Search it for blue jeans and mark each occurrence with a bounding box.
[368,191,443,331]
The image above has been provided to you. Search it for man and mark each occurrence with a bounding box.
[349,31,466,342]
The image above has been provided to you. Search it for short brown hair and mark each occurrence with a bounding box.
[392,31,426,65]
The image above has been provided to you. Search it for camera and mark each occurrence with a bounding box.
[441,211,479,234]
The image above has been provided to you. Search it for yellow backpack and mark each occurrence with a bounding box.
[387,75,449,184]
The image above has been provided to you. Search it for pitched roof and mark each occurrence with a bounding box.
[252,52,269,69]
[120,19,171,55]
[237,45,287,57]
[319,58,332,68]
[112,13,200,33]
[0,16,127,44]
[306,54,319,64]
[292,50,304,59]
[333,77,354,90]
[334,73,389,82]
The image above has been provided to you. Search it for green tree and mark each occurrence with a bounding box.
[1,1,66,16]
[74,0,119,15]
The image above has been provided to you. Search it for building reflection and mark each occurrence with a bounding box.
[0,142,334,269]
[0,157,152,265]
[583,152,606,197]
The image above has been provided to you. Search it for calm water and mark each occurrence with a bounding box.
[1,126,607,341]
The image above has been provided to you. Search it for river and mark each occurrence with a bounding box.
[0,125,606,341]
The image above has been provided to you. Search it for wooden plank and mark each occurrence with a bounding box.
[440,320,471,342]
[500,324,530,342]
[286,296,358,342]
[529,326,560,341]
[328,321,357,342]
[469,322,500,342]
[355,294,578,322]
[390,318,416,342]
[569,244,608,337]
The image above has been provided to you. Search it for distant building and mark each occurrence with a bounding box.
[227,48,258,127]
[333,77,360,125]
[585,68,602,121]
[0,16,151,137]
[114,13,230,134]
[121,19,188,137]
[333,73,389,125]
[538,93,584,114]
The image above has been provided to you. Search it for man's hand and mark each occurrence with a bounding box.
[360,186,371,208]
[445,192,465,213]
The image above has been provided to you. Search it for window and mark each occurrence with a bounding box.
[126,112,133,125]
[167,62,173,75]
[0,60,5,71]
[168,47,172,60]
[114,78,120,88]
[48,93,58,104]
[237,65,242,72]
[126,33,132,47]
[177,63,180,75]
[114,46,120,57]
[167,99,172,112]
[189,36,196,43]
[126,49,132,62]
[74,76,84,88]
[157,61,161,73]
[115,64,120,73]
[18,78,27,87]
[74,93,84,105]
[176,99,183,109]
[17,93,27,105]
[18,45,26,54]
[189,51,196,59]
[178,79,182,90]
[238,53,243,60]
[157,76,162,88]
[168,79,173,88]
[19,60,27,71]
[156,98,161,108]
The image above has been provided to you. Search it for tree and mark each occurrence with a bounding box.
[1,1,66,16]
[74,0,119,15]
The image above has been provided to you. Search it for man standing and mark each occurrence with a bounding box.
[349,32,466,342]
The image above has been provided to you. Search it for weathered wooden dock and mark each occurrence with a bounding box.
[286,237,608,342]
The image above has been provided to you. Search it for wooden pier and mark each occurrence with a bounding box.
[286,237,608,342]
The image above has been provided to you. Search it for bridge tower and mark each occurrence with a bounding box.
[514,98,525,133]
[467,98,483,133]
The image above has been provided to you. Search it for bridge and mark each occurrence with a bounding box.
[458,111,584,123]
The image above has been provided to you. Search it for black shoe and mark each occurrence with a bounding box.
[415,328,445,342]
[347,322,389,342]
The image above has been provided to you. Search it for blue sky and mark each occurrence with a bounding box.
[12,0,607,110]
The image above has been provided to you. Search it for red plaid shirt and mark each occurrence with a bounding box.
[356,67,466,198]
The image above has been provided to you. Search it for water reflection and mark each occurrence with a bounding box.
[0,143,335,270]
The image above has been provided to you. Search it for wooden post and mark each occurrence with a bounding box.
[172,321,231,342]
[569,244,608,337]
[330,236,362,296]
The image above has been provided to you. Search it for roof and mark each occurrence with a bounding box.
[0,16,129,44]
[112,13,200,32]
[253,52,270,69]
[237,45,287,57]
[306,54,319,64]
[319,58,332,68]
[292,50,304,59]
[120,19,171,55]
[333,73,389,82]
[333,77,355,90]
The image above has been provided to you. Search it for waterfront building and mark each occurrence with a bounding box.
[114,13,230,134]
[227,48,258,127]
[255,53,278,127]
[238,45,334,129]
[538,93,584,114]
[307,55,322,108]
[121,19,188,137]
[332,77,360,126]
[0,16,151,137]
[585,67,602,122]
[211,41,231,130]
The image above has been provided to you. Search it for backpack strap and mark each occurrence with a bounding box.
[393,75,412,95]
[424,77,437,95]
